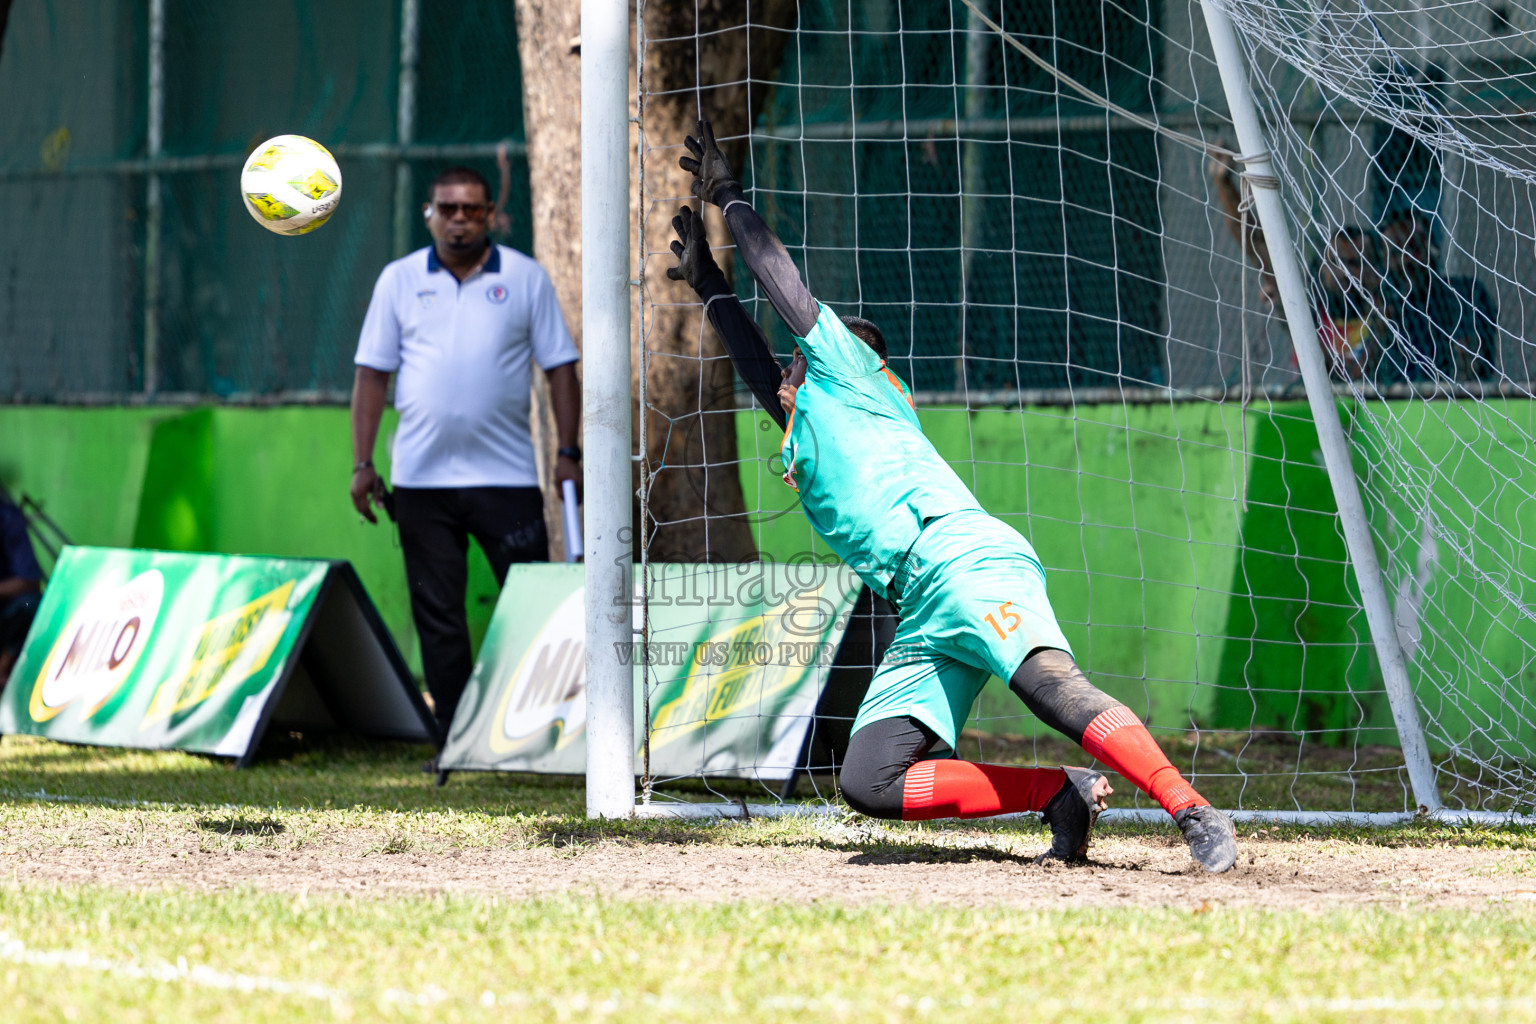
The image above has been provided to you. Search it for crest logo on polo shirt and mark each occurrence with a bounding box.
[486,284,509,304]
[417,289,436,308]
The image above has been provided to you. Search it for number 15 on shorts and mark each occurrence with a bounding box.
[984,601,1022,639]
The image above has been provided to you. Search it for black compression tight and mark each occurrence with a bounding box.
[839,716,940,819]
[838,648,1121,818]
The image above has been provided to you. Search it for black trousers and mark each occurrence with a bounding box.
[0,591,39,657]
[394,486,548,735]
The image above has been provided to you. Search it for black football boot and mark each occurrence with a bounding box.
[1036,766,1105,863]
[1174,804,1238,873]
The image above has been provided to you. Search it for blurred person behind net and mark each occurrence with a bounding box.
[1208,147,1391,382]
[1378,207,1498,383]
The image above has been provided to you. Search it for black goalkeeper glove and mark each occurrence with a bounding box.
[667,205,728,297]
[680,119,745,209]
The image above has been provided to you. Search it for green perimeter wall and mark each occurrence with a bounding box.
[1349,401,1536,762]
[0,406,507,679]
[5,401,1533,753]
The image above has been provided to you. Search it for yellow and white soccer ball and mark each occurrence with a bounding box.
[239,134,343,235]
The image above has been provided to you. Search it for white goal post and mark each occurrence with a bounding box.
[581,0,635,819]
[1194,0,1440,811]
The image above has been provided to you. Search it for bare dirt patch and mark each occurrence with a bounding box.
[4,819,1533,910]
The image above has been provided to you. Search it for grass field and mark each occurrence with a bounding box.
[3,733,1536,1023]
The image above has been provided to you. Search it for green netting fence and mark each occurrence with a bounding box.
[745,0,1166,394]
[0,0,531,401]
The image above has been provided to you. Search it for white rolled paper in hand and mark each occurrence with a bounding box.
[562,478,583,562]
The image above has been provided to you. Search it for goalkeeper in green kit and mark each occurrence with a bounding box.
[671,122,1237,871]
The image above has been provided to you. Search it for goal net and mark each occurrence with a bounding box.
[629,0,1536,817]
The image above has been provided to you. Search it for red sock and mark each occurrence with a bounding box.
[1081,706,1207,815]
[900,760,1066,820]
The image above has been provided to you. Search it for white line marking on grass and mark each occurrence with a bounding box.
[4,929,1523,1017]
[0,930,341,1001]
[0,931,447,1008]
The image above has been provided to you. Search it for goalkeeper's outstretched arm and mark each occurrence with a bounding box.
[667,206,789,430]
[681,120,820,339]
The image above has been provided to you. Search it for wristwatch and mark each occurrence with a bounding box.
[557,446,582,462]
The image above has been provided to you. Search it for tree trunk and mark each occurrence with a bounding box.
[514,0,583,561]
[516,0,796,563]
[635,0,797,562]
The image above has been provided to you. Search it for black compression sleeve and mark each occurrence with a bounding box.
[722,201,821,339]
[1007,648,1120,745]
[696,272,789,430]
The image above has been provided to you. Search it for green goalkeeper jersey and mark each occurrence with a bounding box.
[780,304,981,597]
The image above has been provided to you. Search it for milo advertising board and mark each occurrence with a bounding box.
[1,547,436,763]
[440,562,865,779]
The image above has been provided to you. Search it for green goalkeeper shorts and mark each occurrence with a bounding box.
[850,509,1073,750]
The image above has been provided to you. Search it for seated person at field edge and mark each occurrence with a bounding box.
[0,485,43,689]
[1378,208,1498,383]
[672,120,1238,872]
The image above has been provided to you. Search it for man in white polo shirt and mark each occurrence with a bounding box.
[350,166,581,740]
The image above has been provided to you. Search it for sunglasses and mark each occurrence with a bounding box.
[431,201,492,221]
